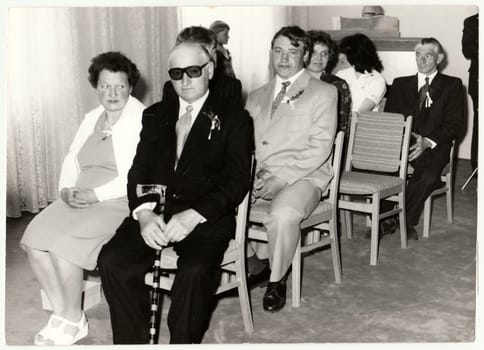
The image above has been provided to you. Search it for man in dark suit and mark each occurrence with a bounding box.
[384,37,464,239]
[462,13,478,171]
[161,26,243,109]
[97,42,253,344]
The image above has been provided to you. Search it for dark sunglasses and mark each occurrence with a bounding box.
[168,61,211,80]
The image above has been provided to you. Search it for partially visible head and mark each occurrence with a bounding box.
[176,26,218,65]
[168,42,214,103]
[338,33,383,73]
[210,20,230,45]
[88,52,140,113]
[362,5,384,17]
[306,30,338,74]
[415,37,445,75]
[271,26,310,79]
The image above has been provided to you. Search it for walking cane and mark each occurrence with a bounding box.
[148,248,163,344]
[136,184,166,344]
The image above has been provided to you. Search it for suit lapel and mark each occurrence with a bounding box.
[175,97,212,173]
[269,70,311,126]
[409,74,420,118]
[428,72,443,103]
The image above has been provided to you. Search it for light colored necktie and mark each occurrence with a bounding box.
[175,105,193,165]
[271,81,290,118]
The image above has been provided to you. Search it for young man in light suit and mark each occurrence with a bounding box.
[245,26,337,312]
[97,42,253,344]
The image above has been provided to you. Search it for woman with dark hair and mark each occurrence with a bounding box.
[336,33,387,112]
[307,30,352,136]
[20,51,146,345]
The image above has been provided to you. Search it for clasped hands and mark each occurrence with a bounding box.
[409,132,431,162]
[138,209,201,250]
[60,187,98,208]
[251,172,287,202]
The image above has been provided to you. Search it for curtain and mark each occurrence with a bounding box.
[6,7,179,217]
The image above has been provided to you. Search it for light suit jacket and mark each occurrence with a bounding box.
[245,69,337,192]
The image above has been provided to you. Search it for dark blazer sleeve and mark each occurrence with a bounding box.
[126,102,167,213]
[428,77,465,144]
[383,78,405,114]
[191,109,254,222]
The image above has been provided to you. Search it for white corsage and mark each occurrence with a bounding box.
[205,111,221,140]
[282,89,305,110]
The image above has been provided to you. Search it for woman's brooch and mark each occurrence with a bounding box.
[281,89,305,109]
[204,111,221,140]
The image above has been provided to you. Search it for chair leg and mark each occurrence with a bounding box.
[329,218,342,283]
[399,190,408,248]
[423,196,431,238]
[291,237,302,308]
[369,195,380,266]
[236,259,254,334]
[446,186,453,224]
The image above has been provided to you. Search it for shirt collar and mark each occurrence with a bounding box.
[178,90,209,127]
[274,68,305,94]
[418,70,438,89]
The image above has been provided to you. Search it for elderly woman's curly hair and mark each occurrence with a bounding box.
[88,51,140,88]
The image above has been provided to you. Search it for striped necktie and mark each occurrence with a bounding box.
[418,77,430,110]
[271,81,290,118]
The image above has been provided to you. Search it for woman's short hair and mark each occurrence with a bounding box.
[88,51,140,88]
[339,33,383,73]
[271,26,311,55]
[209,20,230,34]
[307,30,338,73]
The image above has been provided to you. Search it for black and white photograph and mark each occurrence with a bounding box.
[1,0,480,348]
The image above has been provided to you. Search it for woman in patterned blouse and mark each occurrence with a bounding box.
[306,30,352,138]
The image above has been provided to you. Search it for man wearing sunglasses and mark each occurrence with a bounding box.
[98,42,253,344]
[245,26,337,312]
[161,26,243,109]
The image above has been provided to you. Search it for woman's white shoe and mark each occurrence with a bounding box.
[44,313,88,346]
[34,314,64,345]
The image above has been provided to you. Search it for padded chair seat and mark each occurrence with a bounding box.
[340,171,404,195]
[249,199,332,224]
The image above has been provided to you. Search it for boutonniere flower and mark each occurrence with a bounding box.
[204,111,221,140]
[281,89,305,109]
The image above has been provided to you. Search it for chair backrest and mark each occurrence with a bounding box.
[345,111,413,179]
[327,131,345,207]
[233,157,255,247]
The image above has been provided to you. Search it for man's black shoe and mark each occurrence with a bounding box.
[406,225,419,240]
[364,217,398,239]
[247,266,271,289]
[263,280,286,312]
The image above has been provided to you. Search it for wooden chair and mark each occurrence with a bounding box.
[338,111,413,265]
[248,131,344,307]
[409,141,455,238]
[145,189,254,335]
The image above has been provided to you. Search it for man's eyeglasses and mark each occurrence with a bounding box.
[168,61,211,81]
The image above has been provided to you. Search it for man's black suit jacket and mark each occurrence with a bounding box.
[123,92,254,239]
[385,73,464,167]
